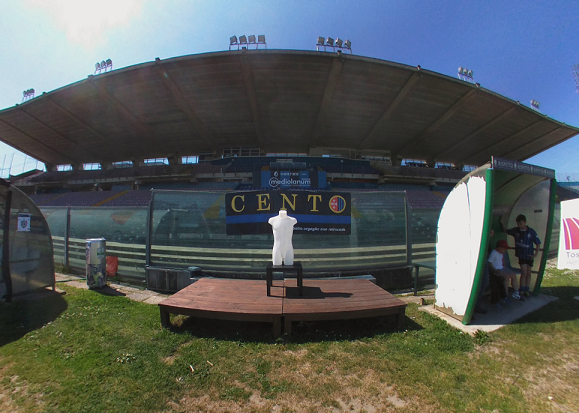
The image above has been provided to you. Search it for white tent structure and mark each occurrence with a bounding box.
[435,157,556,325]
[0,179,55,302]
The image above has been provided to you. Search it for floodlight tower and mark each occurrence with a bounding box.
[457,67,475,83]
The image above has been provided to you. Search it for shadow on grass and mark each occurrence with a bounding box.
[168,313,422,344]
[0,290,68,347]
[513,285,579,325]
[90,285,127,297]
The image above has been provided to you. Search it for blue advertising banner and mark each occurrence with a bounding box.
[225,190,351,235]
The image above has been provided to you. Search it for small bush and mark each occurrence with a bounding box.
[474,330,491,346]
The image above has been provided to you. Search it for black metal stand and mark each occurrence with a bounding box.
[266,262,303,296]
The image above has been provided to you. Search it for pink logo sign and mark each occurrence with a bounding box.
[563,217,579,250]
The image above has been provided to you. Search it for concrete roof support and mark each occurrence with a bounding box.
[394,88,478,156]
[18,107,101,160]
[88,76,160,153]
[502,126,563,159]
[0,118,75,165]
[154,58,213,148]
[239,52,265,149]
[433,106,518,161]
[45,96,133,160]
[310,57,344,148]
[459,120,543,165]
[357,72,421,150]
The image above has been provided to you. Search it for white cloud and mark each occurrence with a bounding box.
[24,0,142,49]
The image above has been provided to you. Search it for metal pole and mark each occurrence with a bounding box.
[404,192,415,293]
[3,188,13,302]
[8,153,14,177]
[145,196,153,266]
[64,206,71,267]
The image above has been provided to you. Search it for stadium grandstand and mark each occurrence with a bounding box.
[1,48,578,288]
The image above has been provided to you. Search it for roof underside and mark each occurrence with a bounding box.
[1,50,577,167]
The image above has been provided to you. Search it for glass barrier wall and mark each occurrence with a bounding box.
[41,207,147,279]
[41,207,67,266]
[37,190,563,282]
[409,208,440,290]
[150,190,409,274]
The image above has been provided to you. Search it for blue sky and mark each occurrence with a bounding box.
[1,0,578,179]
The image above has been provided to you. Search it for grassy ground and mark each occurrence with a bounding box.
[1,266,578,413]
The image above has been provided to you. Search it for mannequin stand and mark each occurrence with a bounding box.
[266,262,303,296]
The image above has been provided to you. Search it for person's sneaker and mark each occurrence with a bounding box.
[512,291,521,300]
[502,297,512,306]
[524,291,530,297]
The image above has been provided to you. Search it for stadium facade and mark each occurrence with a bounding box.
[1,49,578,289]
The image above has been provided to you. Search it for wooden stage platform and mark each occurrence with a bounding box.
[159,278,407,337]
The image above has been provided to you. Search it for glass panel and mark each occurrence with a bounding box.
[68,207,147,279]
[410,208,440,290]
[40,207,67,266]
[8,187,55,295]
[150,190,408,274]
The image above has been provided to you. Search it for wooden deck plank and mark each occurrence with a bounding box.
[158,277,406,338]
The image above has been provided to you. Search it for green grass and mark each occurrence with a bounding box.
[1,266,578,412]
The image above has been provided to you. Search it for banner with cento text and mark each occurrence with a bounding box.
[225,190,351,235]
[558,198,579,269]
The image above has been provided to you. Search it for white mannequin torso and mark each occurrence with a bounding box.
[268,209,297,265]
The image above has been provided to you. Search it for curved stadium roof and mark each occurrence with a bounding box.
[0,49,577,168]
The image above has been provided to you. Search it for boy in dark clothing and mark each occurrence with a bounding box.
[506,214,541,297]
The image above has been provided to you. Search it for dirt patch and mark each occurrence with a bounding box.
[0,362,45,412]
[167,368,441,412]
[398,294,434,305]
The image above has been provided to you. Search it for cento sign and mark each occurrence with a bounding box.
[225,190,351,235]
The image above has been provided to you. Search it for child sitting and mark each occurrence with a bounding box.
[488,240,524,307]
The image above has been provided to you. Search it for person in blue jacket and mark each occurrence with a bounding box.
[506,214,541,297]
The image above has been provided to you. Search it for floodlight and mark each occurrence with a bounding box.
[326,37,334,46]
[458,66,463,74]
[229,36,239,50]
[317,36,325,45]
[22,88,35,102]
[95,62,101,70]
[344,39,351,49]
[106,58,112,67]
[258,35,266,43]
[335,38,343,47]
[239,35,247,44]
[248,35,256,44]
[467,69,473,77]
